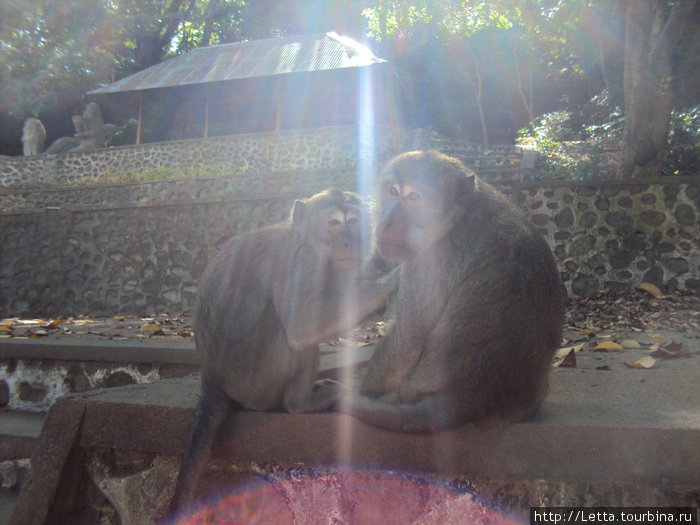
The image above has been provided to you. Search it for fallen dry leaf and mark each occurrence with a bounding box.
[620,339,641,349]
[650,348,684,359]
[554,348,577,367]
[650,341,687,359]
[567,288,699,333]
[662,340,684,352]
[554,344,584,359]
[140,323,160,331]
[594,340,624,351]
[637,282,664,298]
[624,356,656,369]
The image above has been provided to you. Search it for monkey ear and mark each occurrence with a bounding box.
[458,173,476,203]
[292,199,307,225]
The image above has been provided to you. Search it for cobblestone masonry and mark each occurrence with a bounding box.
[0,126,525,187]
[0,127,698,316]
[0,357,197,413]
[517,178,700,297]
[1,174,698,317]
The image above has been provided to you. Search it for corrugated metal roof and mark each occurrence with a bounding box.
[90,32,386,95]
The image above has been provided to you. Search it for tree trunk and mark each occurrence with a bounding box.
[465,42,489,146]
[618,0,695,179]
[201,0,221,47]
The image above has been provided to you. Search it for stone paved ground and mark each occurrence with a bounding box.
[1,285,698,351]
[0,313,196,345]
[1,287,697,525]
[0,286,698,397]
[561,287,699,369]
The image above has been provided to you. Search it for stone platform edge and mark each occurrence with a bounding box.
[10,377,700,525]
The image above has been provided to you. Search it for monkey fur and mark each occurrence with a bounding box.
[340,151,564,433]
[170,187,397,511]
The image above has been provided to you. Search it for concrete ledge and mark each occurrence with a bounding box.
[0,336,366,368]
[0,411,44,461]
[10,342,700,524]
[11,399,85,525]
[0,339,197,364]
[34,376,700,487]
[0,339,369,412]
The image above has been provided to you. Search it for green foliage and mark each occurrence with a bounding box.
[363,2,434,42]
[517,91,622,180]
[519,94,699,180]
[1,0,696,177]
[532,142,616,182]
[0,0,119,118]
[0,0,367,154]
[663,107,700,177]
[522,90,623,144]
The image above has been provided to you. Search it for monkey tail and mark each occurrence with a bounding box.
[340,392,468,433]
[170,380,236,517]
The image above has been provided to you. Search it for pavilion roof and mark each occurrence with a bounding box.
[89,32,386,95]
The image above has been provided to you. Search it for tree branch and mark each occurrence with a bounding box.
[649,0,695,66]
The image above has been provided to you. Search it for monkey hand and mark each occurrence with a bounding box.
[288,379,349,413]
[312,378,350,406]
[313,378,345,389]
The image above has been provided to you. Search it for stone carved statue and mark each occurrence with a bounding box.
[44,102,123,154]
[72,102,117,151]
[21,118,47,156]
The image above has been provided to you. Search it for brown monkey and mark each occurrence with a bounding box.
[340,151,564,433]
[171,188,397,511]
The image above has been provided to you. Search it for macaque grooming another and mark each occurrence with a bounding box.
[171,188,396,511]
[341,151,564,433]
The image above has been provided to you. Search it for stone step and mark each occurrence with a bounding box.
[9,336,700,524]
[0,410,44,460]
[0,410,45,525]
[0,489,18,525]
[0,338,361,412]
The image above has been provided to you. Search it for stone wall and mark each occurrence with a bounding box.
[0,125,526,187]
[516,178,700,297]
[0,183,310,317]
[2,174,698,318]
[0,126,698,317]
[0,355,196,412]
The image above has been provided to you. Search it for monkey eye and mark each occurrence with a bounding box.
[388,185,400,197]
[346,217,359,226]
[406,191,421,201]
[328,218,342,227]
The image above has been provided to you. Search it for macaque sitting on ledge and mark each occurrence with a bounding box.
[339,151,564,433]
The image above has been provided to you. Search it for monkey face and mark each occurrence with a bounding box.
[375,177,452,262]
[293,189,368,271]
[375,151,474,263]
[323,206,365,270]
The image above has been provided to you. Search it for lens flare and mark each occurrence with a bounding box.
[173,469,519,525]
